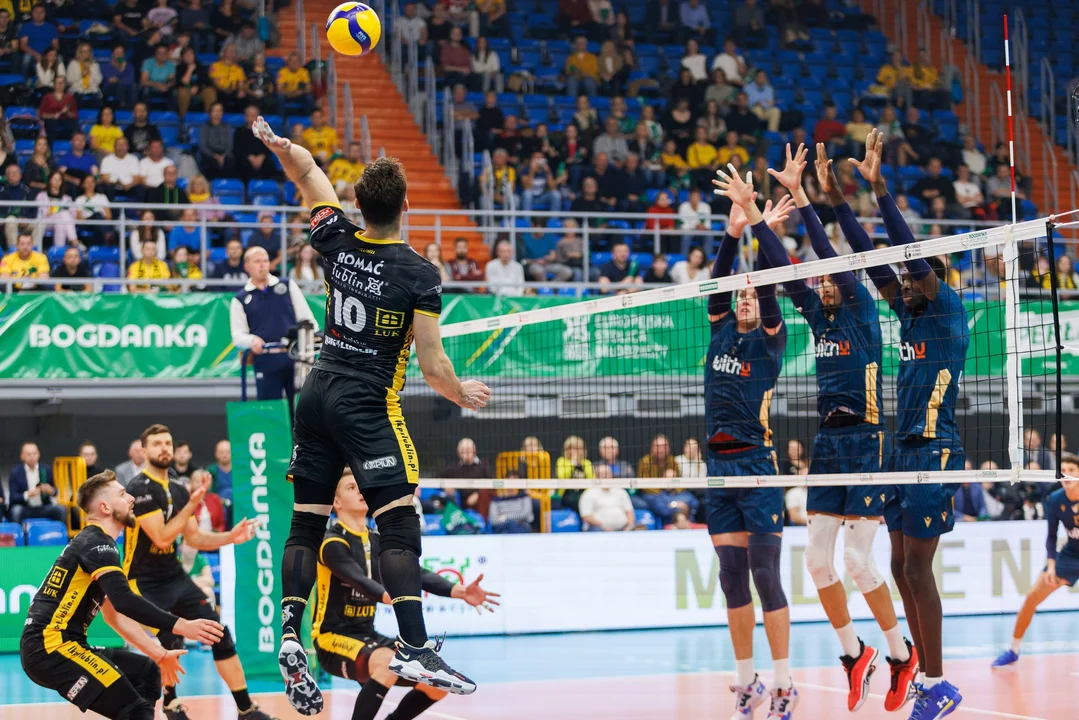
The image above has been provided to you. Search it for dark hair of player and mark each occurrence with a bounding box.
[1060,453,1079,472]
[77,469,118,512]
[140,423,170,446]
[175,441,191,451]
[355,157,408,228]
[924,255,948,283]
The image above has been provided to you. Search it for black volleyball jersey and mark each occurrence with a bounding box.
[124,471,190,581]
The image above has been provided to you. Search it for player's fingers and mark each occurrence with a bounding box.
[766,168,779,178]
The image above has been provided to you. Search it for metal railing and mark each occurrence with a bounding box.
[1042,136,1059,210]
[296,0,307,63]
[441,87,457,190]
[988,80,1005,146]
[360,115,372,163]
[389,0,405,93]
[898,0,910,61]
[461,117,475,185]
[1014,102,1032,178]
[965,0,982,64]
[369,0,388,63]
[326,55,338,128]
[1012,9,1029,117]
[343,83,355,147]
[1071,171,1079,217]
[963,53,981,139]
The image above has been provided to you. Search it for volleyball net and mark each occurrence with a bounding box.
[410,214,1075,490]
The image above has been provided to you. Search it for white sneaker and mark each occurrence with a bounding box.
[387,636,477,695]
[278,637,323,716]
[730,674,768,719]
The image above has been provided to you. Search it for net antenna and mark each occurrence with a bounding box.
[1003,14,1023,480]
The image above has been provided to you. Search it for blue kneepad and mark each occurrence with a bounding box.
[749,534,787,612]
[716,545,752,609]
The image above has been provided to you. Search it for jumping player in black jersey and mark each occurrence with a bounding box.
[314,469,500,720]
[252,116,491,715]
[21,470,224,720]
[124,424,272,720]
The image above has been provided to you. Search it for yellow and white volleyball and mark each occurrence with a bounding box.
[325,2,382,57]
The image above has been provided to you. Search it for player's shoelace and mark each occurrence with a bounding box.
[909,683,929,714]
[729,683,757,711]
[769,690,794,716]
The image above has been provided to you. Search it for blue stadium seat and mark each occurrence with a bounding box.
[186,126,200,148]
[0,74,24,87]
[151,111,180,127]
[5,106,36,118]
[422,514,446,536]
[26,521,68,546]
[282,181,298,205]
[52,140,72,156]
[185,112,209,128]
[47,245,66,267]
[114,110,133,125]
[0,521,23,546]
[212,178,245,199]
[208,246,228,265]
[550,509,581,532]
[159,126,180,148]
[248,179,281,199]
[88,245,120,265]
[222,113,245,127]
[634,509,657,530]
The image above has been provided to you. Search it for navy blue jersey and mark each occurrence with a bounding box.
[802,283,884,425]
[892,284,969,441]
[705,314,787,447]
[1045,488,1079,560]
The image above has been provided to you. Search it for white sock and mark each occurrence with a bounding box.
[736,658,756,687]
[884,625,910,662]
[836,622,861,658]
[923,675,943,689]
[1010,637,1022,654]
[772,659,792,689]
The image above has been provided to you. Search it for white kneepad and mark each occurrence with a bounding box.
[805,514,843,588]
[844,519,885,594]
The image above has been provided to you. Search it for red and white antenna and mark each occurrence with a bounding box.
[1004,14,1017,223]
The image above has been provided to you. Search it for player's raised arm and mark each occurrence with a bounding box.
[413,312,492,411]
[252,116,339,209]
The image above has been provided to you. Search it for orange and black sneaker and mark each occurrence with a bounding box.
[840,639,880,712]
[884,640,919,712]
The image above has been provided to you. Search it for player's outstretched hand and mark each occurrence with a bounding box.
[766,143,808,193]
[457,573,502,614]
[762,194,795,233]
[229,517,260,545]
[457,380,491,411]
[712,164,755,208]
[156,648,187,687]
[815,143,835,193]
[186,476,209,508]
[252,115,291,153]
[174,617,225,645]
[849,128,883,184]
[725,191,757,237]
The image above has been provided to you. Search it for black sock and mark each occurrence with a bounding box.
[280,511,327,639]
[231,687,253,713]
[385,689,437,720]
[162,685,177,707]
[351,678,391,720]
[380,548,427,646]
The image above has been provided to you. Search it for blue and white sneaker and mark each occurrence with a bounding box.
[278,637,323,716]
[766,687,799,719]
[991,649,1019,668]
[729,675,768,719]
[907,681,962,720]
[388,636,477,695]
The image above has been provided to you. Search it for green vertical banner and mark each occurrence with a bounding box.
[226,399,294,680]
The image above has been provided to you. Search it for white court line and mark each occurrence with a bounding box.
[790,680,1047,720]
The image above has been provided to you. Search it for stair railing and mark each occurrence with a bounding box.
[898,0,910,61]
[963,54,980,138]
[965,0,981,65]
[1012,9,1029,117]
[371,0,388,62]
[916,2,931,61]
[390,1,405,94]
[360,115,372,163]
[342,83,354,147]
[1071,170,1079,219]
[422,57,437,157]
[407,38,421,122]
[988,81,1004,146]
[442,87,458,190]
[1039,58,1055,148]
[297,0,307,63]
[461,117,475,185]
[1014,102,1032,178]
[326,55,338,127]
[1041,136,1058,211]
[479,150,495,243]
[874,0,886,38]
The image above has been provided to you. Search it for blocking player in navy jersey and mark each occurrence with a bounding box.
[313,469,500,720]
[850,130,970,720]
[21,470,224,720]
[711,165,799,720]
[751,144,907,713]
[992,454,1079,667]
[253,117,490,715]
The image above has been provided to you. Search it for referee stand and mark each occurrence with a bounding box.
[239,321,321,419]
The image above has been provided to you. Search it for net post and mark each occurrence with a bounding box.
[1046,218,1064,475]
[1003,224,1023,482]
[1004,14,1018,224]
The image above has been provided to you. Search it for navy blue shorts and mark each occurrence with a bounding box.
[806,424,891,517]
[706,446,784,535]
[885,437,965,539]
[1051,549,1079,586]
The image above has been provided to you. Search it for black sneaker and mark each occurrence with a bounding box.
[238,705,278,720]
[387,636,477,695]
[163,701,191,720]
[278,637,323,716]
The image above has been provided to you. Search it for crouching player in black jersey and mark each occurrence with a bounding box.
[20,470,224,720]
[252,117,492,714]
[315,469,500,720]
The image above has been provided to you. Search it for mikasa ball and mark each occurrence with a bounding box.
[326,2,382,57]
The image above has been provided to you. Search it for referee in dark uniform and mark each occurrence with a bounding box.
[252,116,491,716]
[20,470,224,720]
[229,245,317,405]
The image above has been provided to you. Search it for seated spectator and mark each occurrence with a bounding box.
[599,241,642,292]
[66,42,102,108]
[494,114,526,165]
[125,102,163,156]
[129,210,167,260]
[290,243,324,283]
[672,244,710,284]
[101,44,136,110]
[638,434,679,477]
[678,0,713,44]
[520,151,562,212]
[579,485,634,531]
[224,21,263,64]
[871,50,911,103]
[565,35,599,99]
[953,164,985,217]
[647,190,677,230]
[697,99,728,146]
[556,435,595,480]
[212,0,243,48]
[526,219,581,283]
[953,482,988,521]
[439,26,472,87]
[301,108,339,165]
[276,52,313,114]
[1054,254,1079,290]
[482,147,516,209]
[786,485,808,525]
[232,105,271,181]
[53,246,92,291]
[247,212,283,269]
[724,91,761,138]
[209,44,247,112]
[899,105,936,164]
[57,131,98,188]
[488,485,534,534]
[590,152,626,209]
[711,38,746,87]
[669,69,703,115]
[113,0,144,41]
[72,175,112,245]
[570,175,606,224]
[961,135,987,176]
[571,95,601,146]
[716,130,749,167]
[140,44,176,107]
[813,104,849,157]
[733,0,766,47]
[0,232,50,290]
[596,40,625,96]
[705,68,736,109]
[169,245,202,288]
[557,0,598,41]
[198,102,235,180]
[185,174,224,221]
[40,76,78,140]
[622,153,648,212]
[447,237,484,288]
[7,442,65,524]
[19,4,58,76]
[593,115,630,168]
[642,252,673,283]
[910,49,948,109]
[181,0,215,53]
[745,69,781,132]
[100,137,144,201]
[471,35,501,93]
[593,436,631,478]
[127,238,171,291]
[475,0,508,37]
[209,237,248,290]
[139,139,175,189]
[629,122,663,183]
[681,38,708,84]
[646,0,678,44]
[176,46,216,118]
[35,170,76,247]
[0,10,16,72]
[326,142,366,190]
[440,439,492,518]
[485,238,525,295]
[89,107,124,157]
[846,107,873,156]
[168,208,204,254]
[986,163,1022,220]
[665,510,708,530]
[394,2,428,48]
[911,156,957,211]
[0,165,34,248]
[22,137,52,195]
[423,242,452,283]
[661,138,688,181]
[686,126,718,186]
[676,438,706,477]
[785,439,808,474]
[245,52,275,111]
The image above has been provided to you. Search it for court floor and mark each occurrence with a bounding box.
[2,611,1077,720]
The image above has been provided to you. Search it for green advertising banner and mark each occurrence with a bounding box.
[0,546,121,652]
[225,399,294,680]
[0,292,1074,380]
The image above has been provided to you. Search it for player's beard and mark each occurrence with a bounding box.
[148,453,172,470]
[113,505,137,529]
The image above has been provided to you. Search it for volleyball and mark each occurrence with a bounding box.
[325,2,382,57]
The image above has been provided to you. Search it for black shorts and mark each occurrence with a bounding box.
[21,640,157,715]
[289,368,420,501]
[130,572,235,656]
[314,630,399,683]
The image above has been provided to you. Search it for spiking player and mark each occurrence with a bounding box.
[992,454,1079,667]
[710,165,798,720]
[253,117,491,715]
[313,469,500,720]
[750,143,909,713]
[851,130,969,720]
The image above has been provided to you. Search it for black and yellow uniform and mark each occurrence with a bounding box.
[124,471,237,660]
[20,524,180,718]
[312,520,456,681]
[289,203,443,498]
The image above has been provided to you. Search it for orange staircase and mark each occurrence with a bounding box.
[272,2,486,261]
[864,0,1072,217]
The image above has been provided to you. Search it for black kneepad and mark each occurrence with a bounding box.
[132,654,161,703]
[119,700,157,720]
[210,625,238,661]
[286,511,330,551]
[374,505,422,556]
[748,535,787,612]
